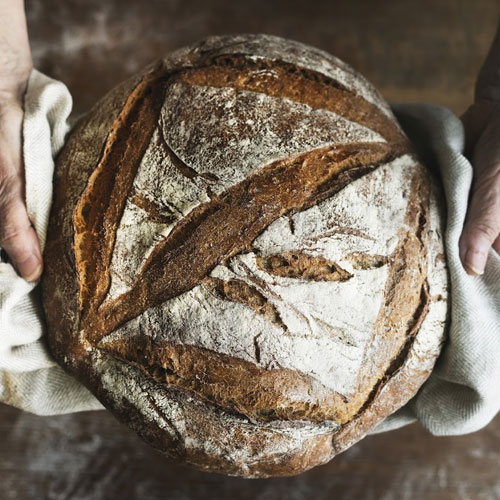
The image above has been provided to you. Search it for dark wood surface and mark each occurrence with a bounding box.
[2,0,500,498]
[3,403,500,500]
[24,0,500,117]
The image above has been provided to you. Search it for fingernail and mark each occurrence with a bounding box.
[464,247,485,276]
[21,254,42,282]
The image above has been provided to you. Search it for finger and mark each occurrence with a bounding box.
[459,173,500,276]
[459,232,468,267]
[493,233,500,255]
[0,179,42,281]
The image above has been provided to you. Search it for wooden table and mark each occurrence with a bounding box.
[2,1,500,498]
[3,403,500,499]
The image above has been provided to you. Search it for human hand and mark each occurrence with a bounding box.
[458,16,500,277]
[459,100,500,276]
[0,2,102,416]
[0,0,42,282]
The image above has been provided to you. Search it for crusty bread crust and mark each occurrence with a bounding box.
[41,34,448,478]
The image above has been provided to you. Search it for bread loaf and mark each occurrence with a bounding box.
[41,34,449,478]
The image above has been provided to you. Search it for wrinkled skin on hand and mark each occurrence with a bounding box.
[0,0,42,282]
[0,93,43,282]
[459,100,500,276]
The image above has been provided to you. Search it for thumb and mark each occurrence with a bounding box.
[0,177,43,282]
[459,168,500,276]
[459,100,500,276]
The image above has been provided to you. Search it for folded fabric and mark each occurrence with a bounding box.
[1,70,499,438]
[0,69,103,414]
[371,102,500,435]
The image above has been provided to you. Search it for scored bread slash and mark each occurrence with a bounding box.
[41,33,448,478]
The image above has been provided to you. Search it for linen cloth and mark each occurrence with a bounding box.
[1,70,499,437]
[371,102,500,435]
[0,70,103,414]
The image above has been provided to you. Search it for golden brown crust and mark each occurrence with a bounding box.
[90,141,396,343]
[41,34,448,478]
[42,64,154,368]
[85,353,337,478]
[170,55,409,149]
[255,250,354,281]
[98,336,349,424]
[353,167,432,404]
[94,166,431,428]
[74,63,168,324]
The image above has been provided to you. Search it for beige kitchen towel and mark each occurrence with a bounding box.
[371,102,500,435]
[0,69,103,414]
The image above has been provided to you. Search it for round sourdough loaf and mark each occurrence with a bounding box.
[41,34,449,478]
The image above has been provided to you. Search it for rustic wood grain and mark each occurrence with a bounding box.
[25,0,500,117]
[2,403,500,499]
[2,0,500,498]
